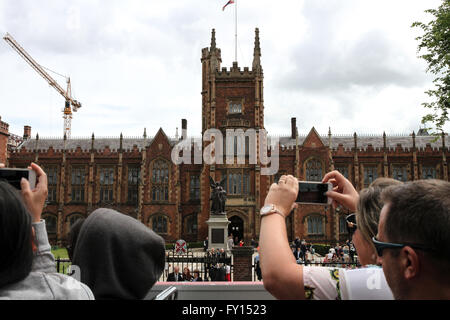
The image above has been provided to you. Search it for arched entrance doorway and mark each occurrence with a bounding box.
[228,215,244,244]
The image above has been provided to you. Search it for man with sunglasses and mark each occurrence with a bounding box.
[374,179,450,300]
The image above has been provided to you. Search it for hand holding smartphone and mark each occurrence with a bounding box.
[295,181,332,205]
[0,168,36,190]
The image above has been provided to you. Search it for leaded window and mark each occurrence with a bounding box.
[335,166,349,179]
[306,159,322,181]
[422,166,436,179]
[364,166,378,187]
[152,160,169,201]
[128,166,140,204]
[228,102,242,114]
[99,167,114,203]
[184,214,198,235]
[152,215,168,234]
[45,166,58,203]
[307,216,324,235]
[392,166,408,182]
[71,166,86,202]
[190,175,200,200]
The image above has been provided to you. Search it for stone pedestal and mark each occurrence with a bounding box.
[206,213,230,250]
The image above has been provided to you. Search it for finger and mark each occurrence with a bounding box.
[269,183,278,190]
[326,190,349,207]
[20,177,32,196]
[322,170,343,183]
[286,175,298,189]
[31,162,47,188]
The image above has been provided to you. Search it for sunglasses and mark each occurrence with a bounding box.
[371,236,436,257]
[345,213,357,237]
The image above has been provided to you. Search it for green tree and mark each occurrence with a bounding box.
[412,0,450,134]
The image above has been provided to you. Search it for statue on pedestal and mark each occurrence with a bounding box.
[209,176,227,215]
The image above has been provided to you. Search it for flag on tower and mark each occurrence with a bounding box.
[222,0,234,11]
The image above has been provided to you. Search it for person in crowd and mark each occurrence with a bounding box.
[218,248,226,258]
[239,239,244,247]
[259,171,402,300]
[192,269,203,282]
[167,265,183,282]
[71,207,165,299]
[255,250,262,281]
[227,234,234,252]
[324,249,334,263]
[375,179,450,300]
[182,266,192,281]
[300,241,307,261]
[203,236,208,252]
[0,162,93,299]
[293,247,302,264]
[225,264,231,281]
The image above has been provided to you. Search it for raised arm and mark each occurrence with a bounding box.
[259,175,305,299]
[21,163,55,273]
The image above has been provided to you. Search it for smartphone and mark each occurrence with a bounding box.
[296,181,332,205]
[0,168,36,190]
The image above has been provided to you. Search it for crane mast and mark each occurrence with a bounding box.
[3,32,82,138]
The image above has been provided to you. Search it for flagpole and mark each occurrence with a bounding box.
[235,0,237,62]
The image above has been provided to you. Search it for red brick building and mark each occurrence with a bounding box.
[3,29,449,246]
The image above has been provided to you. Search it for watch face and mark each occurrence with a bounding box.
[261,204,273,215]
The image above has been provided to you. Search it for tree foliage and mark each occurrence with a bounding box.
[412,0,450,134]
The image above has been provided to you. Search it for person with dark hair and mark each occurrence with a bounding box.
[375,179,450,300]
[0,163,93,299]
[71,208,166,299]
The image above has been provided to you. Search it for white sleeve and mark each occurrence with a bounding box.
[303,267,342,300]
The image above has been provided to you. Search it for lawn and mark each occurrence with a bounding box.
[51,247,69,259]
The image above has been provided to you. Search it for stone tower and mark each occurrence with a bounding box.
[199,28,265,242]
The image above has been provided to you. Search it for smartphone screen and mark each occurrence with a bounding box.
[296,182,330,204]
[0,169,30,190]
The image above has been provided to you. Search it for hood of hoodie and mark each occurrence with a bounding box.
[72,208,165,299]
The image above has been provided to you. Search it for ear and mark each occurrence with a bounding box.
[31,226,38,253]
[401,246,420,280]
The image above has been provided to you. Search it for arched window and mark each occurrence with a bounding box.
[152,215,168,234]
[307,215,324,235]
[66,213,84,234]
[305,159,322,181]
[183,214,198,235]
[151,160,169,201]
[42,213,57,234]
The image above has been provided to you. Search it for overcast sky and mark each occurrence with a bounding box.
[0,0,447,139]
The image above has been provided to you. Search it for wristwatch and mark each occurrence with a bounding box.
[260,204,286,218]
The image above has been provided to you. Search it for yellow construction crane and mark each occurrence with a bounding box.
[3,32,82,138]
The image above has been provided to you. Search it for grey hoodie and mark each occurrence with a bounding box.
[0,220,94,300]
[72,208,165,299]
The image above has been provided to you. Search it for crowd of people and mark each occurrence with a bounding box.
[1,161,449,300]
[0,162,165,300]
[166,247,231,282]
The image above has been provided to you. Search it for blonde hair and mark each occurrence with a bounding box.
[356,178,403,250]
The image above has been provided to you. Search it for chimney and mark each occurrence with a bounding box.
[291,118,297,139]
[23,125,31,139]
[181,119,187,140]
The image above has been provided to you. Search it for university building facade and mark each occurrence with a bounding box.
[2,29,449,246]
